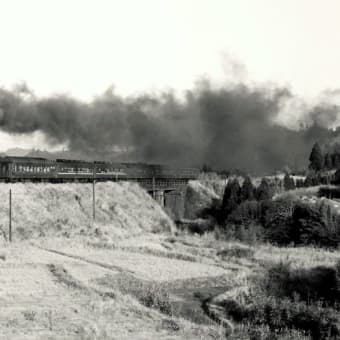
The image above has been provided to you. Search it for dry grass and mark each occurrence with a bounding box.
[2,230,340,339]
[184,180,221,219]
[0,182,174,241]
[1,177,340,339]
[0,239,229,340]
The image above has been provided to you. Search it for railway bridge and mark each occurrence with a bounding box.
[129,177,191,219]
[0,156,199,220]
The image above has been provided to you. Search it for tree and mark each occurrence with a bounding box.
[240,176,255,201]
[256,178,271,201]
[334,154,340,169]
[202,163,212,173]
[222,179,241,217]
[304,174,314,187]
[284,173,295,191]
[309,142,324,172]
[296,179,304,188]
[325,153,333,170]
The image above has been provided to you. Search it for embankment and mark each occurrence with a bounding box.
[0,182,174,241]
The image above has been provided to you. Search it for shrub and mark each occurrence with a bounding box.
[109,273,173,315]
[263,261,340,305]
[248,296,340,340]
[218,294,339,339]
[220,224,264,244]
[176,218,214,235]
[218,260,340,340]
[221,294,339,340]
[291,202,340,247]
[222,179,241,217]
[261,198,295,245]
[256,178,272,201]
[319,186,340,199]
[138,284,172,315]
[228,200,261,226]
[217,244,255,259]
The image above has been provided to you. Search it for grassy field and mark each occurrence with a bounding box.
[0,229,339,339]
[0,181,339,339]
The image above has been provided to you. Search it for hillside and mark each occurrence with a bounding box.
[0,182,174,242]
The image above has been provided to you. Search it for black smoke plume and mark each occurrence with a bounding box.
[0,81,338,174]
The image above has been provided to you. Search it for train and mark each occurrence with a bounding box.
[0,156,200,184]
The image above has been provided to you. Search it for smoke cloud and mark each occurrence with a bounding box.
[0,81,338,174]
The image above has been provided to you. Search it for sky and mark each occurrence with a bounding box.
[0,0,340,150]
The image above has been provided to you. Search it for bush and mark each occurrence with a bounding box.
[176,218,214,235]
[291,202,340,247]
[217,244,255,259]
[219,293,339,340]
[218,260,340,340]
[114,274,173,315]
[263,261,340,305]
[137,284,172,315]
[319,186,340,199]
[248,296,340,340]
[228,200,261,226]
[261,198,295,245]
[220,224,264,244]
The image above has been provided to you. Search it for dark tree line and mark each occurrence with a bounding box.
[309,142,340,172]
[221,177,272,219]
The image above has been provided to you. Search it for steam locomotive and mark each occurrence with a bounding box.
[0,156,199,184]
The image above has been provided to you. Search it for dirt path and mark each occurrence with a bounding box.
[36,243,229,282]
[37,246,135,274]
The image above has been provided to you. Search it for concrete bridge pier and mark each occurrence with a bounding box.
[164,190,185,221]
[153,190,165,207]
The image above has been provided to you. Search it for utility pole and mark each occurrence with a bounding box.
[152,176,156,199]
[9,189,12,242]
[92,162,96,221]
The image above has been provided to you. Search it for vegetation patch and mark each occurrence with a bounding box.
[97,273,173,316]
[319,186,340,199]
[215,261,340,339]
[262,261,340,305]
[217,244,254,259]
